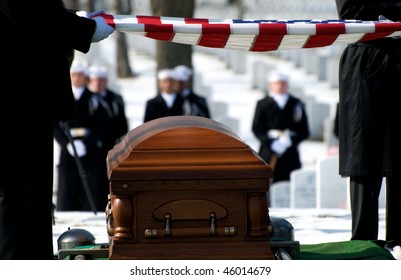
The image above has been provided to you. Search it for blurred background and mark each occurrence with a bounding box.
[52,0,390,251]
[60,0,392,209]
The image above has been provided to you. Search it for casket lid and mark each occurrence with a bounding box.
[107,116,272,181]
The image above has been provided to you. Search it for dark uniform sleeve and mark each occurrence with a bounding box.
[252,99,270,145]
[290,100,310,146]
[335,0,401,21]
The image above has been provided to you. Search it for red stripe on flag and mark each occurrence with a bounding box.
[144,24,175,41]
[359,32,393,42]
[184,17,209,24]
[136,15,162,24]
[198,24,231,48]
[359,22,401,42]
[374,22,401,32]
[303,23,344,48]
[137,16,174,41]
[303,34,340,48]
[100,14,115,29]
[251,23,286,51]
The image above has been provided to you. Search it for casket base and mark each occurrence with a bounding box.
[109,240,273,260]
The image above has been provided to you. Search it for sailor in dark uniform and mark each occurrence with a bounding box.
[252,70,310,183]
[174,65,211,119]
[144,69,184,122]
[87,65,129,209]
[54,61,108,212]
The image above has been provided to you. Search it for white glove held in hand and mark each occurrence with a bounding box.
[271,139,287,156]
[76,10,89,18]
[279,133,292,148]
[76,9,113,42]
[91,16,115,42]
[76,9,105,18]
[271,134,292,156]
[67,140,87,157]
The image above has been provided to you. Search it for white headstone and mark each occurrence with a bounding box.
[269,181,291,208]
[316,155,349,209]
[290,168,316,208]
[309,102,331,140]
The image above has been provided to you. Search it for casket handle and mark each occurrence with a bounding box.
[144,212,236,238]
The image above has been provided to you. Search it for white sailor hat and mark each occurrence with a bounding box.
[70,61,88,74]
[267,70,289,83]
[174,65,193,81]
[88,65,108,78]
[157,68,179,80]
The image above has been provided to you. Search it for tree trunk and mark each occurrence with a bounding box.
[235,0,244,19]
[114,0,134,78]
[150,0,195,71]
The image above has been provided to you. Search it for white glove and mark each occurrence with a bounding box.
[76,9,114,42]
[91,15,115,42]
[378,15,393,22]
[271,134,292,156]
[271,139,287,156]
[278,133,292,148]
[67,140,87,157]
[76,9,104,18]
[76,10,89,18]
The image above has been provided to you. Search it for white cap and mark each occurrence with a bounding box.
[88,65,108,78]
[174,65,192,81]
[267,70,289,83]
[70,61,88,74]
[157,68,179,80]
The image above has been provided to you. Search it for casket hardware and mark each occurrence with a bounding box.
[144,212,237,238]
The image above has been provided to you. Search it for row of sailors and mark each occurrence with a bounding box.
[55,62,213,212]
[54,61,129,212]
[143,66,211,122]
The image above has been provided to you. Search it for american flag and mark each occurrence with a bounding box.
[101,14,401,52]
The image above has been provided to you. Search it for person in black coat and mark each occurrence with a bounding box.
[252,70,310,183]
[144,69,184,122]
[335,0,401,243]
[174,65,211,119]
[0,1,114,259]
[54,61,110,212]
[87,65,129,210]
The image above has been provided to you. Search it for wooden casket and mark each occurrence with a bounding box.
[105,116,274,259]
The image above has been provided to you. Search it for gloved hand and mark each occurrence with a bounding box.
[271,134,292,156]
[91,16,115,42]
[67,140,87,157]
[76,10,115,42]
[76,10,89,18]
[278,133,292,148]
[91,11,115,42]
[378,15,392,22]
[76,9,105,18]
[271,139,287,156]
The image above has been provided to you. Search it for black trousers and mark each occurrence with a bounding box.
[350,176,401,242]
[0,121,55,259]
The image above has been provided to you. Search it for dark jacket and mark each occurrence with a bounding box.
[183,90,211,118]
[336,0,401,176]
[54,88,108,211]
[100,89,129,152]
[252,94,309,182]
[0,0,97,260]
[0,0,96,121]
[144,93,184,122]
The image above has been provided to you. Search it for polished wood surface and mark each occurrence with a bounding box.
[106,116,274,259]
